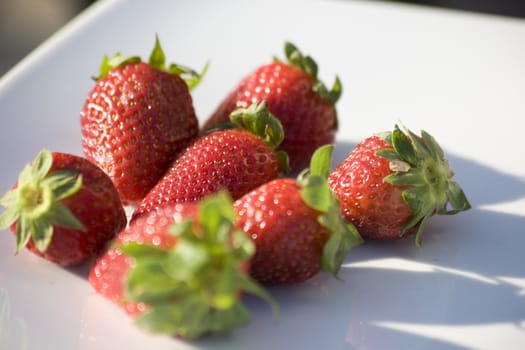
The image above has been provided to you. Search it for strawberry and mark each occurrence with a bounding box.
[202,42,341,172]
[328,124,471,245]
[0,149,126,266]
[131,101,287,220]
[89,192,277,338]
[80,35,204,204]
[234,145,362,285]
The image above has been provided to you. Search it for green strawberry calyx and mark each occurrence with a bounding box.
[297,145,363,277]
[93,34,208,90]
[229,100,290,173]
[119,191,279,339]
[280,42,342,105]
[277,42,341,130]
[377,124,472,246]
[0,149,86,253]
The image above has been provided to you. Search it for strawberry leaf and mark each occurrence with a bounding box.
[235,273,280,319]
[277,150,290,175]
[198,191,236,242]
[301,175,332,212]
[282,41,342,107]
[118,241,167,258]
[135,296,214,337]
[391,125,418,165]
[312,76,342,105]
[177,60,209,91]
[285,42,318,78]
[93,53,141,81]
[318,201,363,274]
[126,261,185,304]
[444,181,471,214]
[31,148,52,179]
[299,144,334,211]
[204,302,251,334]
[48,202,86,232]
[413,214,432,247]
[135,295,252,338]
[421,129,444,159]
[0,195,19,229]
[15,215,31,253]
[406,127,432,159]
[329,76,343,104]
[149,35,208,91]
[384,169,425,186]
[309,144,334,178]
[44,171,83,201]
[31,220,53,252]
[165,240,210,281]
[376,148,401,161]
[230,230,255,261]
[148,34,166,70]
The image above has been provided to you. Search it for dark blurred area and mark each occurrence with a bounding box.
[0,0,96,76]
[0,0,524,78]
[391,0,525,18]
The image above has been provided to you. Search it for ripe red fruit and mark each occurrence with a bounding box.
[80,36,203,204]
[132,101,287,220]
[234,145,362,285]
[89,192,277,338]
[328,125,471,245]
[202,42,341,172]
[0,149,126,266]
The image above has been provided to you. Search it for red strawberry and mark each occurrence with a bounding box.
[0,149,126,266]
[132,101,287,220]
[202,42,341,172]
[234,145,362,285]
[80,35,204,204]
[328,124,471,245]
[89,192,277,338]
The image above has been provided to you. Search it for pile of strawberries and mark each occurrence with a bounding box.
[0,36,471,339]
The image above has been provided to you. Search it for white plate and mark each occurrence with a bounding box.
[1,0,525,349]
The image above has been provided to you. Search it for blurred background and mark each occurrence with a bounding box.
[0,0,524,78]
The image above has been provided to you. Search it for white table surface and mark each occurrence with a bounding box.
[1,0,524,349]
